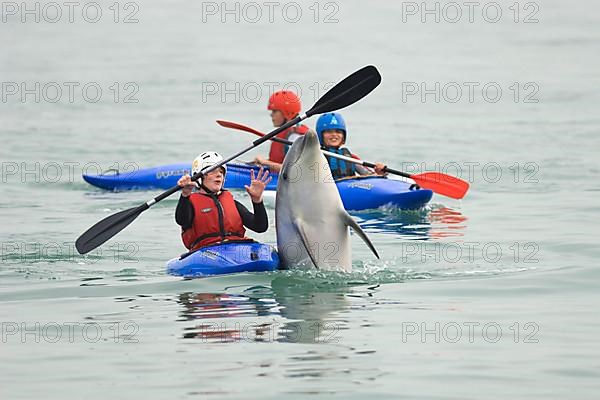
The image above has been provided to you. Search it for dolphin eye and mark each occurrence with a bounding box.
[282,172,288,180]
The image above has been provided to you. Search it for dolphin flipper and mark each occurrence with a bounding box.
[292,218,320,269]
[341,211,380,259]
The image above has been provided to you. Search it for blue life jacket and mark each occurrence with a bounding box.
[323,147,357,179]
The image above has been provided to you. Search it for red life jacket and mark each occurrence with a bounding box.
[268,124,310,163]
[181,191,249,250]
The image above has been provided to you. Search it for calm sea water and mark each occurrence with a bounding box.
[1,0,599,398]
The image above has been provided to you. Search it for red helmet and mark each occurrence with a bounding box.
[267,90,301,120]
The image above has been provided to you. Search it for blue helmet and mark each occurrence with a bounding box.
[316,112,347,143]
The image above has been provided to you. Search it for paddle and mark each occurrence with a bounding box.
[216,120,470,200]
[75,65,382,254]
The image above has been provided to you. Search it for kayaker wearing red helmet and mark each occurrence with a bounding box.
[176,152,272,252]
[253,90,316,172]
[316,112,387,179]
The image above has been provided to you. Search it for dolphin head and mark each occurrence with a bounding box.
[279,130,331,189]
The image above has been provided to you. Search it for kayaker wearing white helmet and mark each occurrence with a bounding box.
[176,152,272,251]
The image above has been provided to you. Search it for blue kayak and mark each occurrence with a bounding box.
[335,176,433,210]
[167,241,279,277]
[82,162,278,191]
[83,162,432,210]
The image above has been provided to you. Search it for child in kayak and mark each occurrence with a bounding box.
[176,151,272,252]
[316,112,388,180]
[253,90,316,172]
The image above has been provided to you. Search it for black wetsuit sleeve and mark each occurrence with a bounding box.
[235,200,268,233]
[175,195,194,230]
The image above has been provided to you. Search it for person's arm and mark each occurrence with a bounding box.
[356,165,372,175]
[235,200,268,232]
[254,156,282,173]
[175,195,194,229]
[263,160,282,173]
[356,164,388,176]
[176,174,197,229]
[351,153,387,176]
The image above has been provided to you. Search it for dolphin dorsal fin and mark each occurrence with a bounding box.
[340,211,380,259]
[292,218,320,269]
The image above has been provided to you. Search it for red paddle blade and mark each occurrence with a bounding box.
[216,120,265,137]
[411,172,470,200]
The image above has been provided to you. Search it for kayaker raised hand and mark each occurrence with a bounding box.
[244,167,272,203]
[253,90,316,173]
[316,112,388,179]
[175,152,269,252]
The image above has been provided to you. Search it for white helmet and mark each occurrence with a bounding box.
[192,151,227,177]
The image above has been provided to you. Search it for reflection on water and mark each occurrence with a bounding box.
[176,276,366,344]
[173,206,467,343]
[271,276,350,344]
[428,206,468,238]
[172,278,386,381]
[178,289,279,341]
[353,204,467,240]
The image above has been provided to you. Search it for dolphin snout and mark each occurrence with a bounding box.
[305,129,318,141]
[303,130,320,148]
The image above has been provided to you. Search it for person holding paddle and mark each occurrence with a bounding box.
[316,112,388,180]
[76,66,469,258]
[176,151,272,252]
[253,90,316,172]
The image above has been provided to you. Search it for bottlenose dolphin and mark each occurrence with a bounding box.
[275,130,379,272]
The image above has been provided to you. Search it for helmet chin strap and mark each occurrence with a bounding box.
[199,183,210,193]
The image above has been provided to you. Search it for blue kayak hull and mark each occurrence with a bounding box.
[336,176,433,210]
[167,242,279,277]
[83,162,432,210]
[82,162,278,191]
